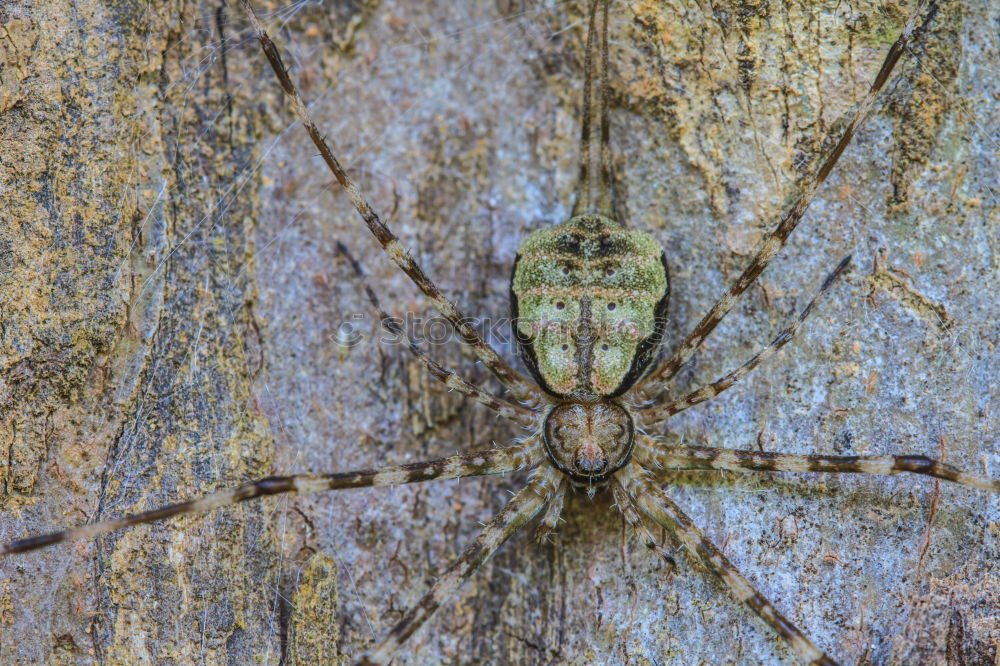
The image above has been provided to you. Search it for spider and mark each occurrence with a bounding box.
[1,0,1000,660]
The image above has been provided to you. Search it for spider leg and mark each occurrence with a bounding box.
[634,437,1000,494]
[359,466,559,666]
[595,0,613,218]
[338,241,539,426]
[639,256,850,426]
[240,0,536,402]
[571,0,615,218]
[635,0,935,402]
[1,440,542,557]
[611,483,676,567]
[619,465,838,666]
[534,476,567,542]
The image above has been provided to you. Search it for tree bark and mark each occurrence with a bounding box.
[1,1,997,664]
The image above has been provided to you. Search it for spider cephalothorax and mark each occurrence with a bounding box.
[542,400,635,490]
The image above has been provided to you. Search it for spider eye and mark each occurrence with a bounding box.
[556,301,565,310]
[607,302,616,311]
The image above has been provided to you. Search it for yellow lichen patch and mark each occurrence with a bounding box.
[1,0,282,661]
[868,248,955,331]
[0,580,12,627]
[0,18,39,114]
[884,0,964,215]
[287,551,341,665]
[613,0,955,232]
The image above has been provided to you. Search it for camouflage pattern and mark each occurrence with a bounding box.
[511,214,669,399]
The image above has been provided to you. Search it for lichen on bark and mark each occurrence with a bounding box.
[1,1,998,664]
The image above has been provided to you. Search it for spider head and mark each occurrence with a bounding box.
[542,401,635,488]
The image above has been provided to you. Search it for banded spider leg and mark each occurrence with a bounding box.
[609,1,997,660]
[0,2,996,663]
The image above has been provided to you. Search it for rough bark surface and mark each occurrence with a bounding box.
[1,1,997,664]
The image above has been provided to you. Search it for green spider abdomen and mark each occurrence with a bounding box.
[510,214,669,399]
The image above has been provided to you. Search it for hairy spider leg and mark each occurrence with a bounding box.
[618,466,838,665]
[359,467,560,666]
[571,0,616,219]
[337,241,537,427]
[635,0,936,402]
[640,255,851,426]
[634,437,1000,494]
[240,0,538,402]
[1,442,542,557]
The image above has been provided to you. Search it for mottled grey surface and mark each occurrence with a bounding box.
[1,1,998,664]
